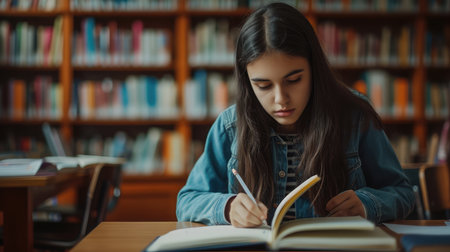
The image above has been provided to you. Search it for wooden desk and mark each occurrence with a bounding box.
[71,220,448,252]
[0,169,89,252]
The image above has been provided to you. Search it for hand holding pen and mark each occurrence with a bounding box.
[228,169,268,228]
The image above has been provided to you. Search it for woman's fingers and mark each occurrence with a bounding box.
[229,193,268,227]
[326,190,366,218]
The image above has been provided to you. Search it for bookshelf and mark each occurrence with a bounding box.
[1,0,449,220]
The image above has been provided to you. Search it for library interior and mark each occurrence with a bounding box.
[0,0,449,251]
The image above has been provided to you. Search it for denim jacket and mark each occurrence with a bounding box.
[176,105,415,225]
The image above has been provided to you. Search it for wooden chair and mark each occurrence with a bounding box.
[0,162,123,251]
[33,163,122,250]
[403,163,450,219]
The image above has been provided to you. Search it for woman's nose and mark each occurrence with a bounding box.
[274,85,289,105]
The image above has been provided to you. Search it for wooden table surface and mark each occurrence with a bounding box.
[71,222,204,252]
[71,220,448,252]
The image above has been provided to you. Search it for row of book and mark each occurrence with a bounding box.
[72,18,170,66]
[0,133,47,158]
[2,0,448,13]
[424,27,450,67]
[0,18,63,66]
[75,128,185,175]
[70,0,178,10]
[1,125,444,174]
[189,19,238,66]
[70,75,178,119]
[394,125,450,166]
[317,23,415,66]
[187,0,246,9]
[428,0,450,12]
[184,70,235,119]
[1,76,62,120]
[352,70,414,118]
[313,0,419,12]
[0,0,58,10]
[1,76,445,122]
[248,0,307,9]
[71,0,307,10]
[425,82,449,119]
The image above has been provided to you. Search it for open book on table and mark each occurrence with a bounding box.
[43,155,125,170]
[0,159,56,176]
[0,155,125,176]
[145,175,397,251]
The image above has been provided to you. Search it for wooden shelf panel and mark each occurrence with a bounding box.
[73,65,174,72]
[0,10,63,17]
[188,119,216,125]
[0,118,62,125]
[426,118,447,124]
[426,13,450,20]
[71,10,180,17]
[187,8,251,17]
[0,64,60,71]
[190,65,234,71]
[332,65,416,71]
[425,65,450,71]
[71,119,179,126]
[313,11,419,19]
[381,118,417,125]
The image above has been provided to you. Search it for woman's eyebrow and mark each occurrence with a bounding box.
[283,69,304,78]
[250,69,304,82]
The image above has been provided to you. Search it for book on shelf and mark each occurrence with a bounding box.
[145,175,397,251]
[425,82,449,119]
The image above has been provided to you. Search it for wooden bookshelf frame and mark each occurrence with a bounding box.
[1,0,448,198]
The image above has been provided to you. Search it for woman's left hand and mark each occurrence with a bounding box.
[325,190,366,218]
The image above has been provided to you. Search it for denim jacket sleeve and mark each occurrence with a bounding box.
[176,109,235,225]
[355,119,415,224]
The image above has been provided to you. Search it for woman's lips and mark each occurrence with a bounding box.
[274,108,295,117]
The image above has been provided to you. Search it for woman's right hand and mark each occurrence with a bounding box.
[225,193,268,227]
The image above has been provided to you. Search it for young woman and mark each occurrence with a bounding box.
[176,2,414,227]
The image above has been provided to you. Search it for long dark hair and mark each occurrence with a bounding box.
[235,3,382,215]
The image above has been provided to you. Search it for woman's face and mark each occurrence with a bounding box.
[246,51,312,133]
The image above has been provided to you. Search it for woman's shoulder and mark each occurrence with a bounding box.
[216,104,237,129]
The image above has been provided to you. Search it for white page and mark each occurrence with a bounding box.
[383,223,450,235]
[146,225,270,251]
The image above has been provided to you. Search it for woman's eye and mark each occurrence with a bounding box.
[286,77,302,83]
[257,84,271,90]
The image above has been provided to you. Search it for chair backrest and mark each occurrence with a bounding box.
[83,163,122,235]
[422,164,450,212]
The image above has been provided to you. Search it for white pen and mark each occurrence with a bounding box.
[232,168,268,226]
